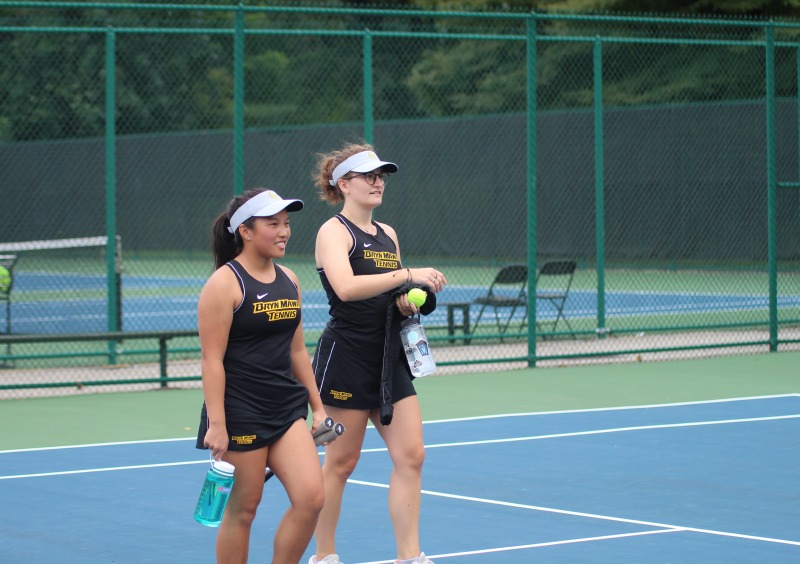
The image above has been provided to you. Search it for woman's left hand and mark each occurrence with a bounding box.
[395,292,418,317]
[310,408,330,439]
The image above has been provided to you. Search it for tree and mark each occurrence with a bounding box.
[401,0,800,116]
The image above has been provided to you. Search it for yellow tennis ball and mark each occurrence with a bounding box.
[0,265,10,293]
[407,287,426,307]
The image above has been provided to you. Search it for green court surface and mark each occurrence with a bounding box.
[1,351,798,451]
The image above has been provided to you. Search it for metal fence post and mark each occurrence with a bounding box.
[233,4,245,196]
[594,36,607,340]
[765,22,778,352]
[526,12,538,367]
[105,26,118,364]
[363,29,374,144]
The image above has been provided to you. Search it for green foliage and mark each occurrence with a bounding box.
[406,40,526,116]
[0,26,105,140]
[2,1,800,142]
[403,0,800,114]
[116,33,232,134]
[0,3,235,140]
[416,0,800,16]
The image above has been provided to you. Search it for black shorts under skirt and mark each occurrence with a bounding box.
[313,336,416,410]
[195,403,308,451]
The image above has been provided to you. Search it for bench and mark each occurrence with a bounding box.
[0,330,198,385]
[445,302,472,344]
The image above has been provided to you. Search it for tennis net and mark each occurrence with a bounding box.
[0,236,122,336]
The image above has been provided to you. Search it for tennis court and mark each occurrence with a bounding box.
[4,270,798,334]
[1,353,798,563]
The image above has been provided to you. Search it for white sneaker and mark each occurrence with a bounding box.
[309,555,343,564]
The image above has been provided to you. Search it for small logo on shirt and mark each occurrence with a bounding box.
[231,434,257,445]
[257,293,268,299]
[363,243,372,247]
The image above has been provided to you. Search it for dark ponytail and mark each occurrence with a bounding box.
[210,188,266,270]
[211,212,239,270]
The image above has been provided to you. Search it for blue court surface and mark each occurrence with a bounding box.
[1,395,798,563]
[3,271,799,334]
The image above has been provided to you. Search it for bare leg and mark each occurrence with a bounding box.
[370,396,425,561]
[215,448,268,564]
[310,406,370,561]
[268,419,326,564]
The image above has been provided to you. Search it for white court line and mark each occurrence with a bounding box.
[4,412,798,479]
[0,452,332,480]
[2,393,797,455]
[356,529,684,564]
[348,478,800,548]
[360,413,800,453]
[423,393,800,425]
[0,437,194,455]
[0,460,209,480]
[2,398,798,557]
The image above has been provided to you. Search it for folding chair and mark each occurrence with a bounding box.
[471,264,528,340]
[535,260,576,338]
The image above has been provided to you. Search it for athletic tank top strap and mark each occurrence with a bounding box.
[333,214,396,274]
[225,260,247,312]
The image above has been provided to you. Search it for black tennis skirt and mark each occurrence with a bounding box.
[195,402,308,451]
[313,336,416,410]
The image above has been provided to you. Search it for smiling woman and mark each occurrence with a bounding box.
[194,187,329,563]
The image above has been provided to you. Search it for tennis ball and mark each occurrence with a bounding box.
[407,287,426,307]
[0,265,10,293]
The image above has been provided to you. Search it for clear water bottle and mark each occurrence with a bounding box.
[194,459,235,527]
[400,317,436,377]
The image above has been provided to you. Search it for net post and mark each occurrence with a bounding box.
[115,235,123,334]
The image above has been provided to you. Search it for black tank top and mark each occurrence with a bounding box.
[318,214,401,360]
[223,260,308,417]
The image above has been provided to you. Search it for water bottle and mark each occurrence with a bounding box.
[194,459,235,527]
[400,317,436,377]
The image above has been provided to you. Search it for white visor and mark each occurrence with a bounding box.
[329,150,398,186]
[227,190,304,235]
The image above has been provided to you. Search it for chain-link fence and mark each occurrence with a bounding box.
[1,3,799,397]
